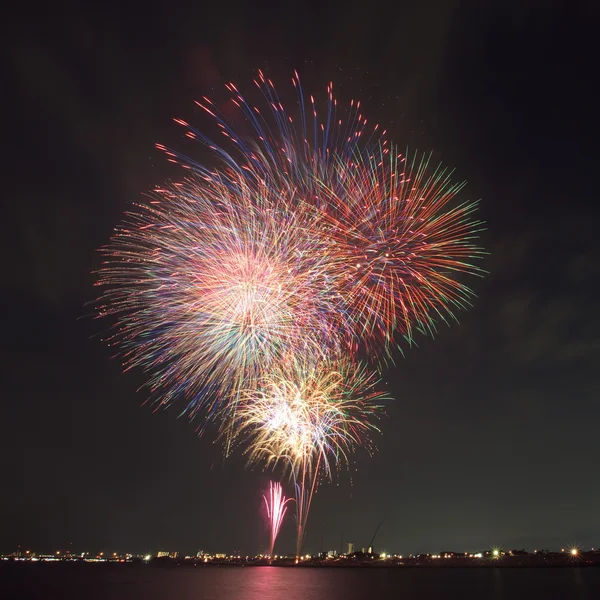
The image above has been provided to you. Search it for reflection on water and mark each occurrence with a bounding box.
[4,564,600,600]
[191,566,598,600]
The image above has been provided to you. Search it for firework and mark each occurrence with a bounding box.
[234,356,385,556]
[318,149,486,351]
[95,171,344,424]
[164,70,485,354]
[95,71,484,552]
[96,71,483,421]
[263,481,291,557]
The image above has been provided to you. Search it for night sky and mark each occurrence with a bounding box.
[4,0,599,556]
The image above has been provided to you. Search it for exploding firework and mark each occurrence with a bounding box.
[165,71,485,353]
[263,481,292,558]
[234,356,385,556]
[95,71,484,552]
[95,171,343,424]
[317,149,486,350]
[96,71,483,421]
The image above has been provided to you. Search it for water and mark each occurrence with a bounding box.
[4,564,600,599]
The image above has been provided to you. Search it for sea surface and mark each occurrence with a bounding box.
[4,563,600,599]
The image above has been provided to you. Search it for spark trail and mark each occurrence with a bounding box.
[263,481,291,558]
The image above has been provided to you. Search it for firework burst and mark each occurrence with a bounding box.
[318,148,486,350]
[95,70,484,551]
[163,70,485,355]
[95,171,343,422]
[233,356,385,555]
[97,71,483,419]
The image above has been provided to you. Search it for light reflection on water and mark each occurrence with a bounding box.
[5,564,600,600]
[180,566,597,600]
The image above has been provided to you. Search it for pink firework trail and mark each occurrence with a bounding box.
[263,481,291,557]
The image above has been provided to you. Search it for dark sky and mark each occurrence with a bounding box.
[3,0,599,556]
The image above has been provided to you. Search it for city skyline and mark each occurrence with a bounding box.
[4,545,596,561]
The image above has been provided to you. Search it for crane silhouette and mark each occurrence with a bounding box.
[368,519,386,554]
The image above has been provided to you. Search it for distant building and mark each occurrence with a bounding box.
[346,542,354,555]
[157,552,170,558]
[196,551,204,558]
